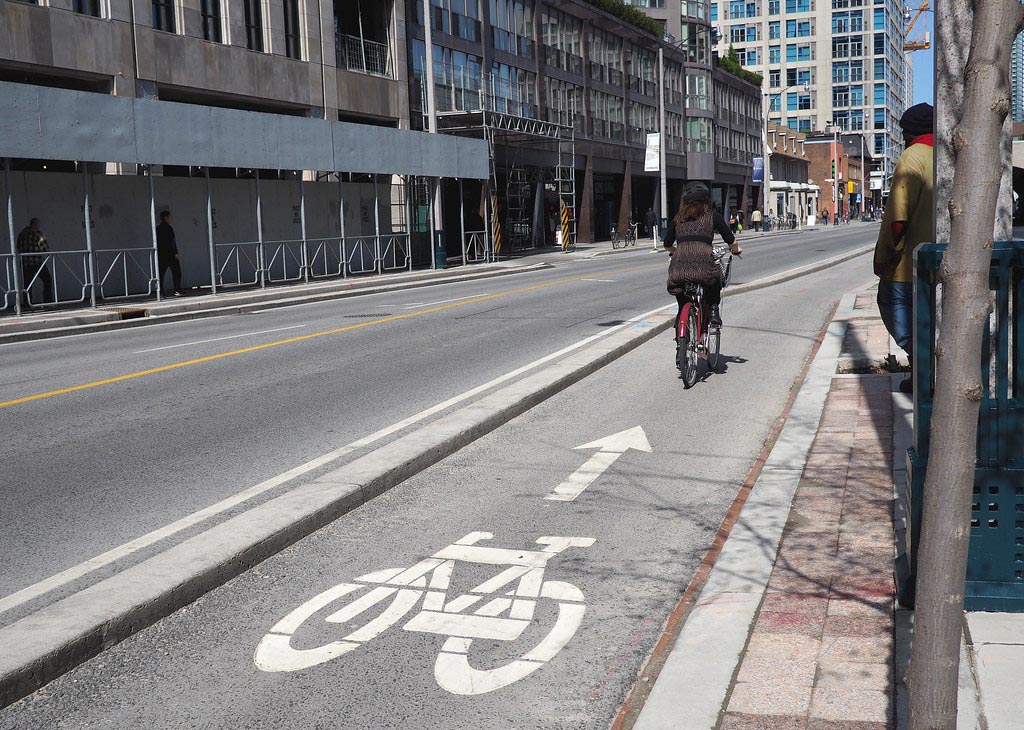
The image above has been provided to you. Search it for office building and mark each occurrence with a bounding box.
[410,0,763,247]
[1013,31,1024,124]
[704,0,908,197]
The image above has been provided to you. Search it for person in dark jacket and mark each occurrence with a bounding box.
[643,208,658,241]
[664,182,742,326]
[156,210,184,297]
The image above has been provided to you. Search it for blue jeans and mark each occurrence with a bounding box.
[877,280,913,354]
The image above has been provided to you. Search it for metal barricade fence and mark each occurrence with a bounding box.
[380,234,412,272]
[464,231,487,264]
[215,241,263,288]
[264,239,306,284]
[23,251,91,306]
[95,247,156,300]
[306,237,346,279]
[346,237,378,275]
[0,254,15,311]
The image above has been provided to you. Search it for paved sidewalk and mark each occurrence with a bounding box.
[629,280,1021,728]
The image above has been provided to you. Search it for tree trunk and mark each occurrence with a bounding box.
[908,1,1024,727]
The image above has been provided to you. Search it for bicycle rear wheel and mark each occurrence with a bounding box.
[611,233,620,249]
[708,324,721,372]
[677,307,699,388]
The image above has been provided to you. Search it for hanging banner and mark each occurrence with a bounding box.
[752,156,764,183]
[644,133,661,172]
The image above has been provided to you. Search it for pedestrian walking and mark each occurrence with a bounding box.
[643,207,658,241]
[751,209,762,232]
[822,210,830,226]
[874,102,934,394]
[16,217,53,309]
[156,210,184,297]
[728,212,738,233]
[736,209,745,232]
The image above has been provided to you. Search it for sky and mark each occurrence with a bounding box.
[910,12,934,104]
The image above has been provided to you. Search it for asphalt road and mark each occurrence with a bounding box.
[0,224,874,628]
[0,248,879,730]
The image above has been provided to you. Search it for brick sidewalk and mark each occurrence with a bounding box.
[720,297,898,728]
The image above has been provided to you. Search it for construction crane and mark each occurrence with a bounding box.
[904,3,931,52]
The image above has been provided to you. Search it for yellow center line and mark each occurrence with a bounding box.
[1,261,664,409]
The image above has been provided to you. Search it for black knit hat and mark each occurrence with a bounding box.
[899,103,934,136]
[682,181,711,202]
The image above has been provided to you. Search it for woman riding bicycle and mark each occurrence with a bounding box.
[663,181,743,326]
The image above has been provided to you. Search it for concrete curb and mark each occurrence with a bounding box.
[0,244,873,709]
[0,262,553,345]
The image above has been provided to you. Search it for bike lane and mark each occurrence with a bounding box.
[0,257,874,730]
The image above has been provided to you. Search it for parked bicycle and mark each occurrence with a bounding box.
[675,244,735,388]
[610,221,639,249]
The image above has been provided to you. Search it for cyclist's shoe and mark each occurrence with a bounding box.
[710,305,723,326]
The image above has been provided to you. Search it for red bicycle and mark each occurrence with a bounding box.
[675,246,733,388]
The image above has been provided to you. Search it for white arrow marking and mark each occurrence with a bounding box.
[545,426,652,502]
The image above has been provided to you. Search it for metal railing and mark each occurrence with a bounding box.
[215,242,263,288]
[379,234,412,272]
[463,231,487,264]
[264,239,307,284]
[337,34,391,78]
[306,237,346,279]
[0,254,15,311]
[23,251,91,306]
[96,247,156,300]
[345,236,378,275]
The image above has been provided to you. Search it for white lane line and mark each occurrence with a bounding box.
[581,279,617,282]
[402,293,483,309]
[132,325,308,354]
[0,302,674,616]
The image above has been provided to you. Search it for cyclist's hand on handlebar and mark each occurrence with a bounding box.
[730,242,743,257]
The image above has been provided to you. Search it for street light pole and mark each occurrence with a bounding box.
[658,45,667,242]
[833,125,840,223]
[423,0,444,268]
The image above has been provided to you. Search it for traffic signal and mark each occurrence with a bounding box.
[831,160,836,179]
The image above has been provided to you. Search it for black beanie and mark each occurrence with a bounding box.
[899,103,934,136]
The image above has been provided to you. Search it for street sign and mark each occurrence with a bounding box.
[644,134,661,172]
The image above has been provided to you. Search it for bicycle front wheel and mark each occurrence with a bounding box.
[611,234,620,249]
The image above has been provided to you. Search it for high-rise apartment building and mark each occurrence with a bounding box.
[707,0,908,197]
[1012,32,1024,123]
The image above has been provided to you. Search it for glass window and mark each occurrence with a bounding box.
[768,0,779,13]
[685,70,710,110]
[769,45,780,63]
[710,2,719,20]
[200,0,220,41]
[768,20,780,38]
[74,0,102,16]
[786,92,797,111]
[874,83,885,105]
[686,118,713,153]
[284,0,302,58]
[769,69,781,86]
[873,7,884,29]
[874,58,885,80]
[785,0,810,12]
[152,0,175,32]
[243,0,263,51]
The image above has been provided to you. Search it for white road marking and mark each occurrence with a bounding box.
[581,278,617,282]
[0,308,669,616]
[255,533,594,694]
[133,325,307,353]
[402,293,483,308]
[545,426,653,502]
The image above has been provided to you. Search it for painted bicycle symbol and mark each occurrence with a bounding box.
[254,532,595,695]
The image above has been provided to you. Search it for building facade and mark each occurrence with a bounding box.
[0,0,494,313]
[805,131,872,220]
[763,121,815,222]
[407,0,762,246]
[707,0,908,196]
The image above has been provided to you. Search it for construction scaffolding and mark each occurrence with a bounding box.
[427,73,577,258]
